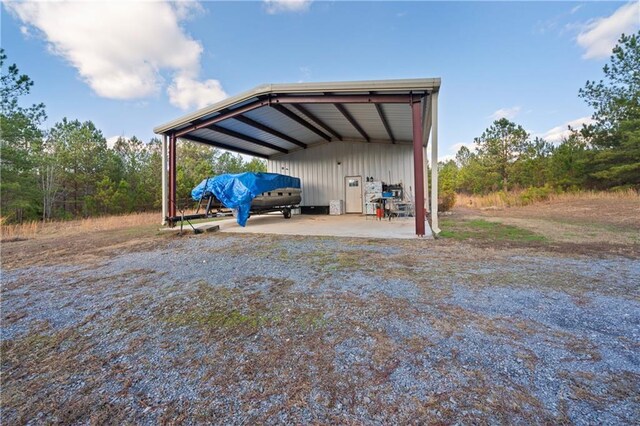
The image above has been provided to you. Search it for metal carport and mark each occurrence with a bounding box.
[153,78,441,236]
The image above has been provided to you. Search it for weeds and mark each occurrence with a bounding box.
[159,281,328,338]
[456,188,638,209]
[306,249,364,272]
[0,211,161,241]
[439,218,547,243]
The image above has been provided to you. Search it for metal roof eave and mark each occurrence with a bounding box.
[153,78,441,135]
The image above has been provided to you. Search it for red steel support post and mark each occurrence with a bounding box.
[412,99,426,236]
[169,134,177,221]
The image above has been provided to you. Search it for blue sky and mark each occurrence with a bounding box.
[2,1,638,159]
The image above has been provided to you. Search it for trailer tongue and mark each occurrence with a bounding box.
[184,172,302,227]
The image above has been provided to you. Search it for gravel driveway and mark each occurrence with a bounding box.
[2,233,639,424]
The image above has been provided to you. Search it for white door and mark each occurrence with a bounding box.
[345,176,363,213]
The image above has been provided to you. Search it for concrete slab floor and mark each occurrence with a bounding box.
[175,213,433,239]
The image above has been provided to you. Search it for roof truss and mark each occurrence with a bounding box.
[270,104,332,142]
[165,89,435,158]
[205,123,288,154]
[232,115,307,149]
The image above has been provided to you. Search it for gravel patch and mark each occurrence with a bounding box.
[2,233,639,424]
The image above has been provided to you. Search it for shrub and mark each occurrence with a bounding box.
[519,186,552,206]
[438,191,456,212]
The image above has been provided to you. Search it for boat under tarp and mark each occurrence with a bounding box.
[191,172,302,226]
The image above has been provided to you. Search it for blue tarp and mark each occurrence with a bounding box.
[191,172,301,227]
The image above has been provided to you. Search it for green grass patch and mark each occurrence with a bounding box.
[161,281,327,336]
[167,308,272,332]
[307,250,363,271]
[439,218,547,243]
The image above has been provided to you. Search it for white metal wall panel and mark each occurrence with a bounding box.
[267,141,414,207]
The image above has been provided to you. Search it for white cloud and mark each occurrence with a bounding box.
[535,4,584,35]
[540,116,594,143]
[440,142,476,163]
[489,106,521,121]
[297,66,312,82]
[5,0,226,110]
[106,135,126,149]
[576,2,640,60]
[451,142,475,153]
[264,0,312,14]
[168,75,227,110]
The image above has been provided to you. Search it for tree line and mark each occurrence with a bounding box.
[1,33,638,223]
[0,49,265,223]
[439,32,639,202]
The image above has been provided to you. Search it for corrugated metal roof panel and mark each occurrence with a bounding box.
[299,104,356,140]
[188,128,278,156]
[342,104,389,141]
[384,104,413,142]
[154,77,440,134]
[158,79,438,157]
[214,119,299,151]
[243,106,326,145]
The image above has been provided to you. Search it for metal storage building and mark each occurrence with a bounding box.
[153,78,441,236]
[267,141,415,210]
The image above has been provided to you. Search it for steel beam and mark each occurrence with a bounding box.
[334,103,370,142]
[205,124,288,154]
[412,100,426,236]
[290,104,343,141]
[424,145,429,216]
[232,115,307,149]
[430,91,440,234]
[161,134,168,224]
[169,134,177,221]
[178,134,270,159]
[173,94,420,138]
[270,104,332,141]
[375,104,395,144]
[175,99,269,138]
[422,93,431,147]
[271,94,414,104]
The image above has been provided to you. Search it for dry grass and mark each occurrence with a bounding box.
[0,220,41,241]
[0,318,132,424]
[560,370,640,410]
[456,189,638,209]
[0,214,169,270]
[0,212,161,241]
[449,190,640,254]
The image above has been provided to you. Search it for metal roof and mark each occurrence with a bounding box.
[154,78,440,158]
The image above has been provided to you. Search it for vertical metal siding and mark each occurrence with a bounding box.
[267,141,414,207]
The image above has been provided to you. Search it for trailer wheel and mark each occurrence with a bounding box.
[283,208,291,219]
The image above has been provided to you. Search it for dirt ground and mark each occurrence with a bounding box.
[448,197,640,257]
[1,198,639,424]
[479,196,640,230]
